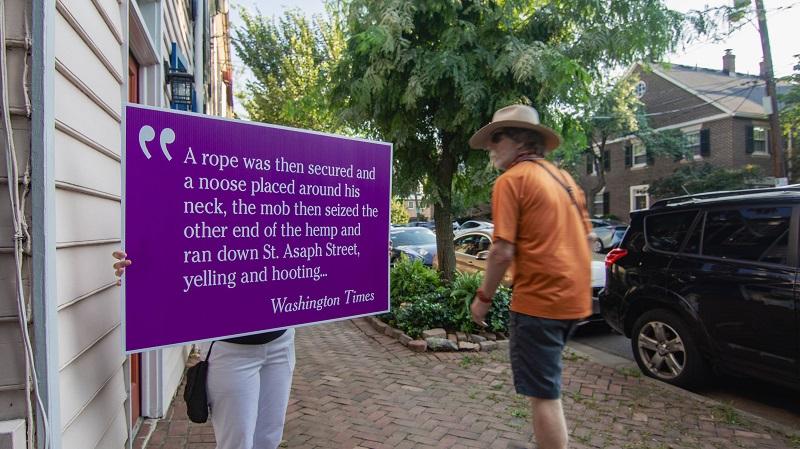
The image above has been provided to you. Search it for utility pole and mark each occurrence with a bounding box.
[753,0,784,179]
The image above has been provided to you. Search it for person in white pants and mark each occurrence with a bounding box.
[112,251,296,449]
[205,329,296,449]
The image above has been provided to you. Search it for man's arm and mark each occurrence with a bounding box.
[471,238,514,325]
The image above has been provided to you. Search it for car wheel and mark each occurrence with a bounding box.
[631,309,707,388]
[592,239,604,253]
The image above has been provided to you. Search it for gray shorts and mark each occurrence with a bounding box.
[509,311,578,399]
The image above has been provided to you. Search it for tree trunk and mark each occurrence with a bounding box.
[433,136,457,282]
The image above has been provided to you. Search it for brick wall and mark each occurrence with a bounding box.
[578,116,775,221]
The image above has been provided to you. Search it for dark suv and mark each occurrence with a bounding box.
[600,186,799,389]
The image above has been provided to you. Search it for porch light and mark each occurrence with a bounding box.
[168,71,194,107]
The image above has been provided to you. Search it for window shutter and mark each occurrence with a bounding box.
[699,129,710,157]
[625,145,632,168]
[586,155,592,175]
[603,192,610,216]
[646,148,654,166]
[745,125,754,154]
[603,150,610,171]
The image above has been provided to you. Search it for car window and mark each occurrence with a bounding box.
[702,207,791,264]
[455,234,489,256]
[683,214,704,254]
[644,211,698,253]
[391,229,436,246]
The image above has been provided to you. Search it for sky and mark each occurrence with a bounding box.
[228,0,799,115]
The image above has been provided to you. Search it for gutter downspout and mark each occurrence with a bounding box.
[193,0,204,113]
[31,0,60,448]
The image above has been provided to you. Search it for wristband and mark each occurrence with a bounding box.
[476,288,492,304]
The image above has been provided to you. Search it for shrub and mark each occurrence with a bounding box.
[382,256,442,326]
[448,271,511,335]
[448,271,483,334]
[393,287,453,338]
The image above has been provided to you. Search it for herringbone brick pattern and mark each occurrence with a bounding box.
[137,318,797,449]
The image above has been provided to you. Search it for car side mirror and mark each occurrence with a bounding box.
[476,251,489,260]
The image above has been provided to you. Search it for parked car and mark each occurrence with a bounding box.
[454,220,493,236]
[439,229,606,320]
[390,227,437,266]
[604,225,628,251]
[406,221,436,230]
[589,218,626,253]
[600,186,800,390]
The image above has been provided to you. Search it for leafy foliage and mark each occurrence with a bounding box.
[394,288,453,338]
[649,163,763,199]
[390,197,410,224]
[334,0,689,279]
[232,3,347,132]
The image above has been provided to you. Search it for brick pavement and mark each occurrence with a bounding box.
[136,319,799,449]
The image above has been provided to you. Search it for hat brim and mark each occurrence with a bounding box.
[468,120,562,151]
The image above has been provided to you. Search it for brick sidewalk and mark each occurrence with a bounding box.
[136,319,799,449]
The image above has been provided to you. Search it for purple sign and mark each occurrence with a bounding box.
[124,105,392,352]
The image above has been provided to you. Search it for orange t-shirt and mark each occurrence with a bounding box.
[492,160,592,320]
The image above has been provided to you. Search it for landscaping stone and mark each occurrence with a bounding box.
[458,341,479,351]
[425,337,458,352]
[398,333,413,346]
[422,328,447,339]
[372,320,388,333]
[479,341,498,352]
[480,331,497,341]
[447,333,458,345]
[455,332,468,342]
[495,340,510,351]
[407,340,427,352]
[469,334,487,343]
[384,326,402,338]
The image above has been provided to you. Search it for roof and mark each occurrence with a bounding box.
[647,185,800,211]
[645,63,792,117]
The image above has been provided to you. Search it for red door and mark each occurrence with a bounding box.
[128,53,142,425]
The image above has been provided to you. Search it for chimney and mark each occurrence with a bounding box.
[722,49,735,75]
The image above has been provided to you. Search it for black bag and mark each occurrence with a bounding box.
[183,342,215,423]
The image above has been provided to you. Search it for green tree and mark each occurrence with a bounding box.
[390,197,410,224]
[649,163,762,199]
[781,55,800,182]
[334,0,686,279]
[233,3,346,132]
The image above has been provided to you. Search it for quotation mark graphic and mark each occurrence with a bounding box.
[138,125,175,161]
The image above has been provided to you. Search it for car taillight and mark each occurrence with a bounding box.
[605,248,628,269]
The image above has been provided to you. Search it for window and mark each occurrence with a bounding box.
[593,189,605,217]
[753,126,768,155]
[405,200,415,210]
[702,207,790,264]
[684,131,701,160]
[645,211,698,253]
[630,185,649,211]
[454,234,491,256]
[635,80,647,98]
[632,141,647,168]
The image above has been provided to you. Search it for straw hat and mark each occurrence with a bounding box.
[468,104,562,151]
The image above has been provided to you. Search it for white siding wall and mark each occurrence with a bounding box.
[54,0,127,448]
[0,0,32,425]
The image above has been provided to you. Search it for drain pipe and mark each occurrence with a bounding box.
[193,0,204,113]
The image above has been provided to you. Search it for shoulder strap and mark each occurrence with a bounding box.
[527,160,590,235]
[204,341,216,362]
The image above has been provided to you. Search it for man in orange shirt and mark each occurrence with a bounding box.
[468,105,592,449]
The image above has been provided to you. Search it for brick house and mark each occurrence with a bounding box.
[579,52,791,221]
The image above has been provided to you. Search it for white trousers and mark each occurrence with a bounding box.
[205,329,296,449]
